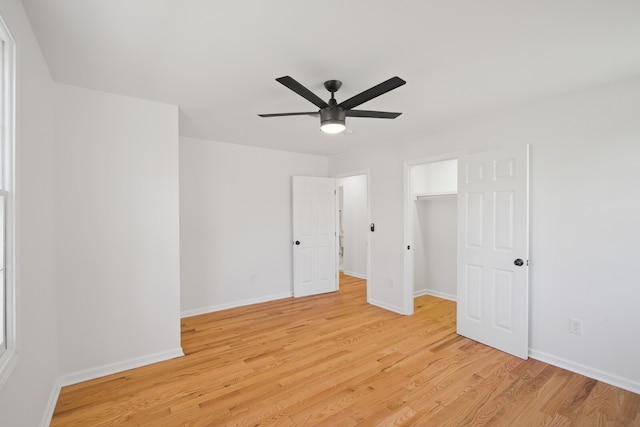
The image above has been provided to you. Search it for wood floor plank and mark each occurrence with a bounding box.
[52,274,640,426]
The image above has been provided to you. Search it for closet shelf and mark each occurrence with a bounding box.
[414,191,457,200]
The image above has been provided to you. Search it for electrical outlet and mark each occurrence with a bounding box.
[569,318,582,335]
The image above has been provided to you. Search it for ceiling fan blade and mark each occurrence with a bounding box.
[258,112,319,117]
[338,76,406,111]
[346,110,402,119]
[276,76,330,109]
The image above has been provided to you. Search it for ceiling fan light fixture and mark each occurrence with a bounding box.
[320,107,346,134]
[320,121,346,134]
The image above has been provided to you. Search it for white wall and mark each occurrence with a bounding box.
[338,175,368,278]
[180,136,328,316]
[55,84,182,380]
[329,75,640,393]
[410,159,457,195]
[413,197,457,300]
[0,0,59,425]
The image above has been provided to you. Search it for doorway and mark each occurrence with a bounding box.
[403,147,530,359]
[408,159,458,301]
[336,171,370,298]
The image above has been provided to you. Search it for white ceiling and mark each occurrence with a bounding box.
[21,0,640,156]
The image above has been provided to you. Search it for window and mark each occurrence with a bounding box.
[0,14,16,388]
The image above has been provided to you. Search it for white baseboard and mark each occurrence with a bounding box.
[41,378,63,427]
[44,347,184,426]
[368,297,406,315]
[57,347,184,388]
[342,271,367,280]
[414,289,457,302]
[181,292,292,318]
[529,349,640,394]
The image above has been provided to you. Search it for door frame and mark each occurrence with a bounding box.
[334,169,371,301]
[403,153,461,315]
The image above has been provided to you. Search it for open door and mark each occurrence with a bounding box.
[457,145,530,359]
[292,176,338,297]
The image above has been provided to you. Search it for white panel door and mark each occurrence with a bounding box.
[457,146,529,359]
[293,176,337,297]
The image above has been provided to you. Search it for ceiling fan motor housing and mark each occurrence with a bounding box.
[320,106,346,126]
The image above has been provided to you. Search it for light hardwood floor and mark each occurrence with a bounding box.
[52,274,640,426]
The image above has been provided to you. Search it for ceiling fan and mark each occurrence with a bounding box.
[259,76,406,134]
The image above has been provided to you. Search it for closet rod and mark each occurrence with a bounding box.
[414,192,457,200]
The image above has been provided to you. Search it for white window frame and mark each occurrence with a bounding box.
[0,13,17,389]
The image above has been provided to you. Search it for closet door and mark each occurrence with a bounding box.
[457,145,530,359]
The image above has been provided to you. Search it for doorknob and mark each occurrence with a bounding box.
[514,258,524,267]
[295,240,300,245]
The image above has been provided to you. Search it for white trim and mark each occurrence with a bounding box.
[57,347,184,388]
[529,349,640,395]
[367,297,405,315]
[0,12,17,387]
[343,270,367,280]
[414,289,457,301]
[181,292,292,318]
[41,377,63,427]
[402,162,414,315]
